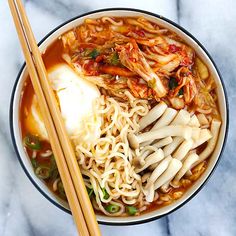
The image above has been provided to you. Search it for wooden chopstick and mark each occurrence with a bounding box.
[8,2,90,236]
[8,0,101,235]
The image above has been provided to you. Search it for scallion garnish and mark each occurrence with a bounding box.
[126,206,138,215]
[105,204,120,213]
[35,166,50,179]
[89,48,100,59]
[110,52,119,65]
[31,159,38,169]
[178,87,184,95]
[102,188,109,200]
[23,134,41,150]
[168,77,178,90]
[87,187,94,198]
[58,180,66,199]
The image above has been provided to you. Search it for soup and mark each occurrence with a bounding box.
[20,16,221,217]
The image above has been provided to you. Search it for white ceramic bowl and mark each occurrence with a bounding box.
[10,8,228,225]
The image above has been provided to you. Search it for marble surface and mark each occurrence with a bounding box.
[0,0,235,235]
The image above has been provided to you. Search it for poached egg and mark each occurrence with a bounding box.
[25,63,101,141]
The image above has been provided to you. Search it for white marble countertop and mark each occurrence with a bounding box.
[0,0,235,235]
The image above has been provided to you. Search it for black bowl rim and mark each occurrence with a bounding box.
[9,7,229,226]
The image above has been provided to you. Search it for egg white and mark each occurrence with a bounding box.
[26,63,101,140]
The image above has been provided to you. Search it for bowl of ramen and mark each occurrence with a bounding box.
[10,8,228,225]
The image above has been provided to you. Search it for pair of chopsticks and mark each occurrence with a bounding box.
[8,0,101,235]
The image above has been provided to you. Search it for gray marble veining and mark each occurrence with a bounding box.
[0,0,235,235]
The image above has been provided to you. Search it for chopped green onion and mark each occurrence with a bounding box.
[23,134,41,150]
[178,87,184,95]
[169,77,178,90]
[49,155,59,180]
[89,48,100,59]
[31,159,38,169]
[126,206,138,216]
[105,204,120,213]
[35,166,50,179]
[58,180,66,199]
[87,187,94,198]
[50,155,57,169]
[102,188,109,200]
[83,48,92,57]
[50,168,59,180]
[110,52,119,65]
